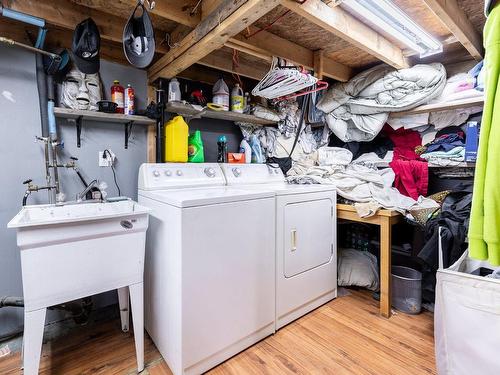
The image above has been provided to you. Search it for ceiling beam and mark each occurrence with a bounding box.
[226,26,352,81]
[202,0,222,19]
[281,0,409,69]
[72,0,201,28]
[423,0,483,60]
[148,0,280,82]
[5,0,170,54]
[198,49,268,80]
[49,0,351,81]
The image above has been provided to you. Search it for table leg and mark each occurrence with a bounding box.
[380,217,392,318]
[129,282,144,372]
[23,308,46,375]
[117,286,130,332]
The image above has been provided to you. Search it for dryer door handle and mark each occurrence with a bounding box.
[291,229,297,252]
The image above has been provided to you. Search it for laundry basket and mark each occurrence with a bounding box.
[391,266,422,314]
[435,229,500,374]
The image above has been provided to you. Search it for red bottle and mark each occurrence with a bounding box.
[111,80,124,114]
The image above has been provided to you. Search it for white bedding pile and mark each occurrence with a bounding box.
[317,64,447,142]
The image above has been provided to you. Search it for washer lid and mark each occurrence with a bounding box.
[139,186,275,208]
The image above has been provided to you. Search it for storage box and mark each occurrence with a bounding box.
[465,121,480,162]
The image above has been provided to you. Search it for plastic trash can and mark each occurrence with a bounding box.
[391,266,422,314]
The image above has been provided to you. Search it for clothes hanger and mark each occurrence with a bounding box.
[252,57,325,100]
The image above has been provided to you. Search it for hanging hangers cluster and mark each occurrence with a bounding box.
[252,57,328,101]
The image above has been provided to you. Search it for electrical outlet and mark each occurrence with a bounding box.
[99,151,114,167]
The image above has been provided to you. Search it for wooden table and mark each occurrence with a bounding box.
[337,204,403,318]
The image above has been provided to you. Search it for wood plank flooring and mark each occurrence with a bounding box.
[0,290,436,374]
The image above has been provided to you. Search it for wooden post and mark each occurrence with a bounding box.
[313,50,324,79]
[147,83,157,163]
[379,216,392,318]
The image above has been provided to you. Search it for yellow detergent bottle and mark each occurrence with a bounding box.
[164,115,189,162]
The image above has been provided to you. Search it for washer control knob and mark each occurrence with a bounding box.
[232,168,242,177]
[165,170,172,177]
[176,170,183,176]
[153,170,160,177]
[204,167,216,178]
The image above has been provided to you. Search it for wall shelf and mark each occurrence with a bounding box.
[54,107,155,149]
[428,162,475,168]
[390,96,484,117]
[165,102,278,126]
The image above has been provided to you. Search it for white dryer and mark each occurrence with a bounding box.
[220,164,337,329]
[138,163,276,375]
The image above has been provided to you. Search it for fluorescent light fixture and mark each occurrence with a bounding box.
[342,0,443,58]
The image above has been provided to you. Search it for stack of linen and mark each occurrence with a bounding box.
[418,128,466,167]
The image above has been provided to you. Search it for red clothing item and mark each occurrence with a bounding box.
[390,159,428,200]
[383,125,422,160]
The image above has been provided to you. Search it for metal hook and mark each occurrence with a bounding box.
[139,0,155,10]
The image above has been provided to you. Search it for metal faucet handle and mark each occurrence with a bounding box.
[23,179,33,185]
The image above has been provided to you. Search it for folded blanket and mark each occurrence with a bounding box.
[421,146,465,161]
[317,63,447,142]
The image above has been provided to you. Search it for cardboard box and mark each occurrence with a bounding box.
[465,121,480,162]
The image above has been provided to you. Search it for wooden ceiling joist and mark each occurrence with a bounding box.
[72,0,202,28]
[5,0,170,53]
[226,26,352,81]
[148,0,280,82]
[38,0,350,81]
[281,0,409,69]
[199,49,268,80]
[423,0,484,60]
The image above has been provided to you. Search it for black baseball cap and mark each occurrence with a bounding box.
[70,18,100,74]
[123,4,155,68]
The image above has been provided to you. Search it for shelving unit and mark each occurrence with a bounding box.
[391,96,484,117]
[165,102,278,126]
[54,107,155,149]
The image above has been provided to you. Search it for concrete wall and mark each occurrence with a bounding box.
[0,45,242,339]
[0,45,149,338]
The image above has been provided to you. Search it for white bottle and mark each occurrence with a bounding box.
[212,77,229,111]
[168,78,181,102]
[239,138,252,164]
[231,83,244,113]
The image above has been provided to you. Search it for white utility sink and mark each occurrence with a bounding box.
[8,200,151,375]
[8,200,149,228]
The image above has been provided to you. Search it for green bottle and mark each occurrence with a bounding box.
[188,130,205,163]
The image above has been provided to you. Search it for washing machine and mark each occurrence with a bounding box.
[138,163,276,375]
[220,164,337,329]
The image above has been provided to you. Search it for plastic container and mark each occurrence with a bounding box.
[168,78,181,102]
[213,77,229,111]
[124,84,135,115]
[391,266,422,314]
[111,80,124,114]
[239,138,251,164]
[164,115,189,162]
[249,135,264,163]
[244,92,250,112]
[231,83,244,113]
[188,130,205,163]
[217,135,228,163]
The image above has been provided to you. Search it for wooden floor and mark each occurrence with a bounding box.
[0,290,436,374]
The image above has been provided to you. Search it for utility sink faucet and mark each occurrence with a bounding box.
[77,180,99,202]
